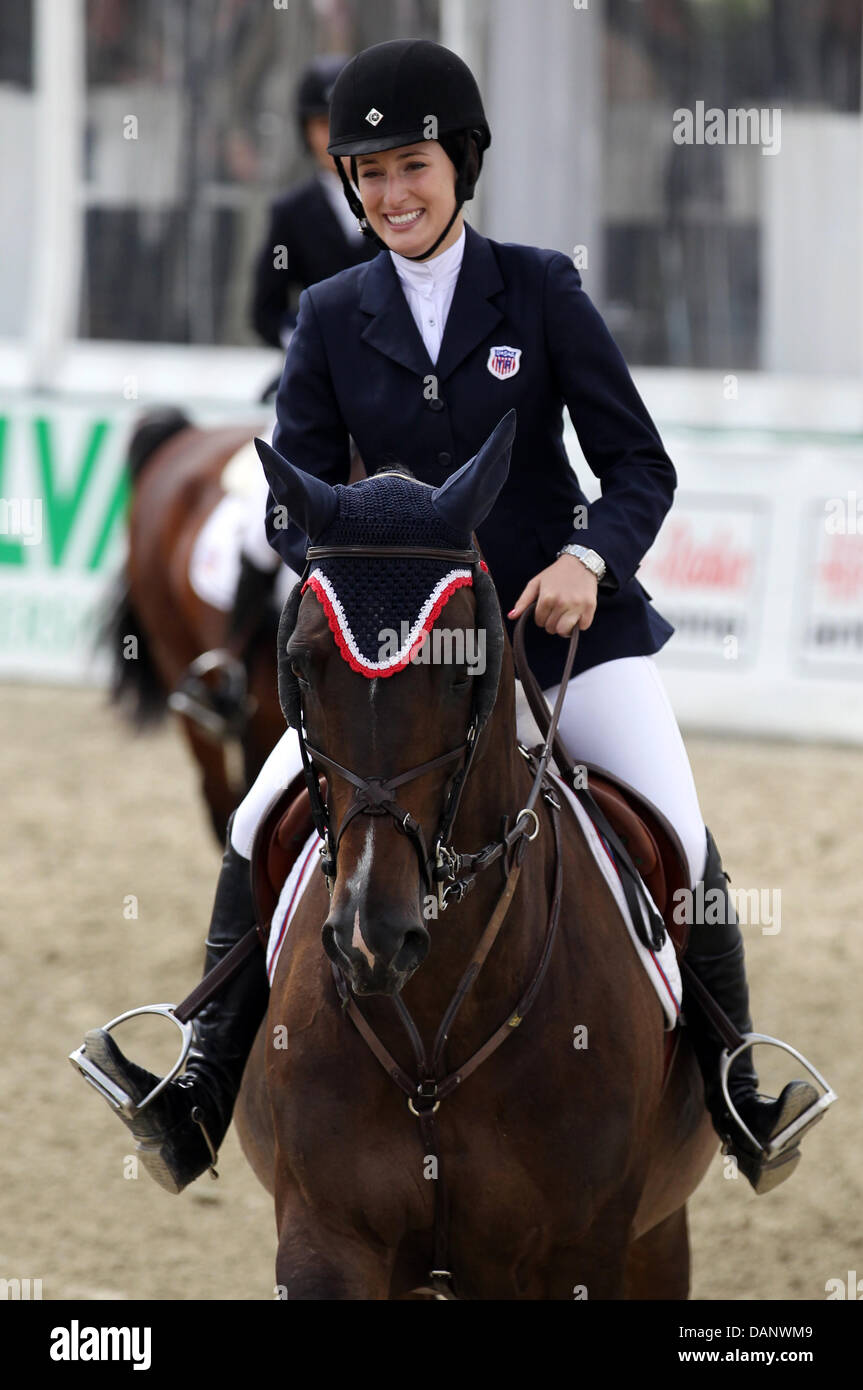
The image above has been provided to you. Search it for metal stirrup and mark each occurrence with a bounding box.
[719,1033,837,1159]
[168,649,256,739]
[68,1004,193,1121]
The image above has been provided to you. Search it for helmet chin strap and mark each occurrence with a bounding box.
[333,140,471,261]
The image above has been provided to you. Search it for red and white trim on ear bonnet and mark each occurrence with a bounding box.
[304,566,476,678]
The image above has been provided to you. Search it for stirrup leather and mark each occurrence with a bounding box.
[68,1004,193,1120]
[719,1033,837,1159]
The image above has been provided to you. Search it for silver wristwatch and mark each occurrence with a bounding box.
[557,543,607,582]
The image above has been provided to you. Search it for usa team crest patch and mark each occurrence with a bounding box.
[487,345,521,380]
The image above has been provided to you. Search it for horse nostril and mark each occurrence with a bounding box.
[393,928,429,973]
[321,921,349,966]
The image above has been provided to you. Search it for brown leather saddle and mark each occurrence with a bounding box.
[579,763,690,956]
[251,762,691,958]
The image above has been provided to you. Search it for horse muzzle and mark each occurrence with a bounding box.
[321,911,430,996]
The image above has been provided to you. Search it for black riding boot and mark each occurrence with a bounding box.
[683,829,822,1194]
[76,817,270,1193]
[169,555,277,738]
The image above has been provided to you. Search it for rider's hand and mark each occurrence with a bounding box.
[508,554,598,637]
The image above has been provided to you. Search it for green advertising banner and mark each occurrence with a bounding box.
[0,398,135,682]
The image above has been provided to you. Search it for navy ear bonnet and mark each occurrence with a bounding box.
[277,471,504,729]
[303,472,477,678]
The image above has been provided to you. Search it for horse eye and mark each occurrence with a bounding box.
[288,652,311,686]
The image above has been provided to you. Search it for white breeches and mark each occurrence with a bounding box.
[535,658,707,886]
[230,655,707,888]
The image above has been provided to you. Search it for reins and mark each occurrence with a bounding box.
[513,615,667,953]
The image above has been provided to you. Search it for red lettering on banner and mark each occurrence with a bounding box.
[818,535,863,602]
[647,521,753,592]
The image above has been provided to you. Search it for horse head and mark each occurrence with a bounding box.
[255,412,516,996]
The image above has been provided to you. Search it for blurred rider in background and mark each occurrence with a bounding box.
[173,54,374,737]
[251,53,376,350]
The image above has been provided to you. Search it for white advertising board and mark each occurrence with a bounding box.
[0,391,861,744]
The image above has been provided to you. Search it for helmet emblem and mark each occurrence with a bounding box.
[364,107,384,127]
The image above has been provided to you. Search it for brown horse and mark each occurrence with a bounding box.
[104,410,287,841]
[234,420,716,1300]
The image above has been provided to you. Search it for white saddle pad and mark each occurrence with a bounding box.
[188,493,252,611]
[220,438,262,499]
[188,490,295,612]
[548,770,681,1029]
[267,830,322,983]
[265,777,682,1030]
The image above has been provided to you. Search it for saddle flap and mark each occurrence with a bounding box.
[585,768,690,958]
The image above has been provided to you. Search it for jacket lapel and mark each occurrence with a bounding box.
[358,222,504,382]
[435,223,504,382]
[359,252,434,378]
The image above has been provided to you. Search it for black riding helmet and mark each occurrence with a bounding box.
[295,54,349,147]
[327,39,491,262]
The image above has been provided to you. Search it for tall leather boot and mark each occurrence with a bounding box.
[169,554,277,738]
[684,828,822,1194]
[76,815,270,1193]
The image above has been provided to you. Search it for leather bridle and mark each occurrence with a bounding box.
[290,543,525,913]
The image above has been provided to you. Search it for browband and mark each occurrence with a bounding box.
[304,545,481,565]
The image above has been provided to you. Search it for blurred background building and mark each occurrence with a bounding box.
[1,0,861,739]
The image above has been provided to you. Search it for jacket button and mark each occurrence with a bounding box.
[427,397,444,412]
[438,451,452,468]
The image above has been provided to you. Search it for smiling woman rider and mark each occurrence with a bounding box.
[74,39,829,1199]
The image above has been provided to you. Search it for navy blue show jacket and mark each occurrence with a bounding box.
[267,220,676,689]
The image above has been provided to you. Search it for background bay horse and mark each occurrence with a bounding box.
[234,419,716,1300]
[105,410,287,842]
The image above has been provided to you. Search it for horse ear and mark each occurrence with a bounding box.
[254,438,339,539]
[430,410,516,534]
